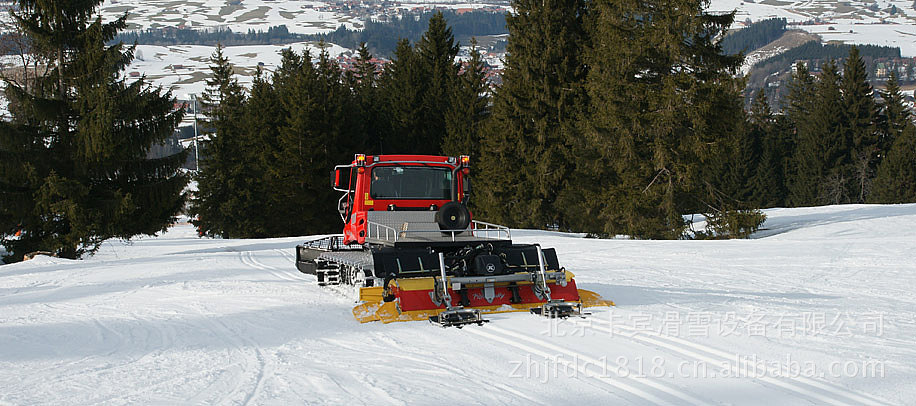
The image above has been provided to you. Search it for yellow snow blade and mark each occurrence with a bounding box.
[352,301,382,323]
[358,286,385,302]
[352,286,615,324]
[578,288,616,307]
[352,286,386,323]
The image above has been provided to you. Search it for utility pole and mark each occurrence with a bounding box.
[191,94,199,172]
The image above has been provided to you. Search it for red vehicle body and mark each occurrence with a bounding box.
[332,154,471,245]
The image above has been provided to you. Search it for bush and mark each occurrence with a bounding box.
[697,209,767,239]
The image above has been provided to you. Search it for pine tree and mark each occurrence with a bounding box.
[841,46,880,202]
[352,43,379,91]
[478,0,588,230]
[376,14,461,155]
[1,0,187,260]
[238,68,282,236]
[349,43,382,153]
[748,91,789,208]
[443,37,489,160]
[269,49,317,235]
[869,72,916,203]
[190,45,247,238]
[789,61,848,206]
[783,62,817,146]
[720,90,769,206]
[379,38,425,154]
[876,71,907,161]
[736,89,771,207]
[782,62,815,207]
[415,12,460,154]
[267,47,362,236]
[784,63,817,119]
[315,46,365,159]
[580,0,751,238]
[868,125,916,204]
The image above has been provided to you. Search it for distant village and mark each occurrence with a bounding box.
[308,0,509,23]
[787,56,916,86]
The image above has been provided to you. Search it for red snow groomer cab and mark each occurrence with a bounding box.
[296,154,613,327]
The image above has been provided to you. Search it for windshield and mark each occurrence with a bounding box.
[370,166,452,200]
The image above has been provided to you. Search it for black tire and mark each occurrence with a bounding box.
[436,202,471,230]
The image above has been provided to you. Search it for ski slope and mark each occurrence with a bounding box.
[2,204,915,404]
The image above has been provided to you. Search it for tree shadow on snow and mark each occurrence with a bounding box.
[577,282,840,307]
[172,241,312,256]
[754,204,916,239]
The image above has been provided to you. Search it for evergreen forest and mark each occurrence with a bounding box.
[754,41,900,76]
[721,17,787,55]
[188,3,916,240]
[1,0,188,261]
[112,25,306,47]
[106,10,507,57]
[2,0,916,262]
[307,10,508,57]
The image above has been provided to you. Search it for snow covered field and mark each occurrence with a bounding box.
[127,42,350,98]
[96,0,498,35]
[84,0,916,99]
[2,204,916,404]
[710,0,916,57]
[98,0,358,34]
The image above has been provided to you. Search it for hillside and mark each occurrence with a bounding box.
[709,0,916,57]
[7,0,895,101]
[125,42,350,98]
[740,30,821,75]
[2,204,915,404]
[89,0,916,99]
[97,0,359,35]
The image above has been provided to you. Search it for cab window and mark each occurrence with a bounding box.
[370,166,451,199]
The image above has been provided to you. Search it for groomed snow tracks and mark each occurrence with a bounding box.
[577,317,887,405]
[467,326,705,405]
[238,250,306,283]
[465,316,886,405]
[241,245,888,405]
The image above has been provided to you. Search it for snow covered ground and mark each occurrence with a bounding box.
[127,42,350,98]
[96,0,499,35]
[710,0,916,57]
[84,0,916,99]
[2,204,915,404]
[98,0,358,35]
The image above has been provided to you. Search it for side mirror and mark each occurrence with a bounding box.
[331,167,352,191]
[462,176,471,203]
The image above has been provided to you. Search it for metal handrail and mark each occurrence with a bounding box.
[471,220,512,240]
[366,221,399,242]
[302,236,335,250]
[364,220,511,243]
[301,235,362,251]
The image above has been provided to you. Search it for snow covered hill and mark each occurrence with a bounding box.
[127,42,350,99]
[2,204,915,404]
[94,0,916,57]
[710,0,916,57]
